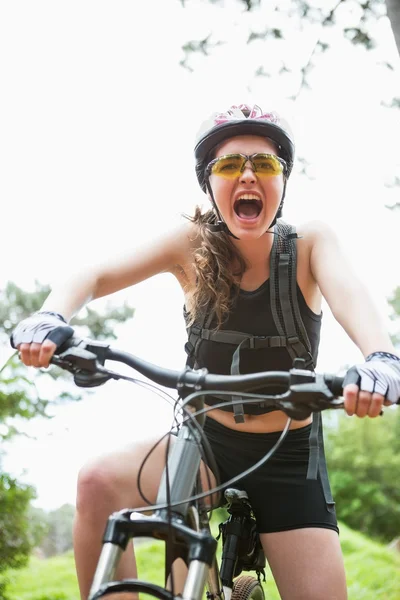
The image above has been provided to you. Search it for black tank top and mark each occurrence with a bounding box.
[194,279,322,414]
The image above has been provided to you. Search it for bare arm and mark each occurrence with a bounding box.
[309,221,395,357]
[41,222,193,321]
[17,222,194,368]
[308,220,396,418]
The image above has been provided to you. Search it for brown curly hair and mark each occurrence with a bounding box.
[184,206,247,328]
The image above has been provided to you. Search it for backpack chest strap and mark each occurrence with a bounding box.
[192,327,290,348]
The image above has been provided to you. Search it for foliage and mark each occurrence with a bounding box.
[0,280,135,442]
[388,286,400,347]
[180,0,398,84]
[325,409,400,542]
[27,506,51,553]
[0,476,36,599]
[37,504,75,558]
[4,523,400,600]
[0,280,134,341]
[24,504,76,560]
[0,475,36,574]
[340,521,400,599]
[180,0,399,188]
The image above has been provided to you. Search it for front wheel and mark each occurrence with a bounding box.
[231,576,265,600]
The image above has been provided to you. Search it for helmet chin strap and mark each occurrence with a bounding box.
[205,179,288,240]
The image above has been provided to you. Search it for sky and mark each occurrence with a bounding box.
[0,0,399,510]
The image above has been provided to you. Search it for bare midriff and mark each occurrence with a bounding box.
[205,406,312,433]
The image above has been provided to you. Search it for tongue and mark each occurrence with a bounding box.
[237,203,260,219]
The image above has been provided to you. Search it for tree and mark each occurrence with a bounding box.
[383,0,400,55]
[325,409,400,541]
[180,1,399,103]
[181,0,400,61]
[0,281,134,438]
[180,0,399,188]
[0,280,134,591]
[0,475,36,577]
[39,504,75,558]
[388,286,400,347]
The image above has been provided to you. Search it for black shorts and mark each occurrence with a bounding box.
[203,417,339,535]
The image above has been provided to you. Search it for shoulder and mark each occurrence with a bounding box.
[166,219,201,287]
[296,219,337,240]
[295,220,339,254]
[167,219,201,262]
[295,220,351,286]
[143,218,200,262]
[289,220,342,281]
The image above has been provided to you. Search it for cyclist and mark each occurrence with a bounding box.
[11,104,400,600]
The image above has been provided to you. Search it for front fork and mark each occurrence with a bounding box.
[88,510,217,600]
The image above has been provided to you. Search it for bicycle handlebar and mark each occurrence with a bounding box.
[49,336,348,420]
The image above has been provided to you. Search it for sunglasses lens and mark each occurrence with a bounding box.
[210,154,284,179]
[252,154,283,176]
[211,155,244,178]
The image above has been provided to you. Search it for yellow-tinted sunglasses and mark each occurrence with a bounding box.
[206,153,287,180]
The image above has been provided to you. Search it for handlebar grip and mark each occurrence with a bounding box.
[324,374,344,397]
[54,335,83,356]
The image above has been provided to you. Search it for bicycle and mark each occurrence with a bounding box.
[50,336,356,600]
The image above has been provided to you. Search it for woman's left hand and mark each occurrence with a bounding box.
[343,355,400,417]
[343,383,386,417]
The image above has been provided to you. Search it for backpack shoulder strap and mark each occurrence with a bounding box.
[270,221,326,482]
[269,220,314,370]
[184,305,214,369]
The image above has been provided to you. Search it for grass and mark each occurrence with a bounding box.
[3,552,79,600]
[3,524,400,600]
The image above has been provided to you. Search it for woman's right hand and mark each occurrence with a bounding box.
[10,311,74,368]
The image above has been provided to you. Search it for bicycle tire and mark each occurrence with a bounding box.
[232,575,265,600]
[90,579,173,600]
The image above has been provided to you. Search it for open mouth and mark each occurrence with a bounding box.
[234,195,263,220]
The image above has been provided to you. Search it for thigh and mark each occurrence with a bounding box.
[77,432,217,511]
[261,528,347,600]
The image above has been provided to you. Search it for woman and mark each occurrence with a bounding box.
[11,104,400,600]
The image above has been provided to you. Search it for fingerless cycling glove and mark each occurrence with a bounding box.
[343,352,400,404]
[10,311,74,349]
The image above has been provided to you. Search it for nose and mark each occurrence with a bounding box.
[239,161,257,184]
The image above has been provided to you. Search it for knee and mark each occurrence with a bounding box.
[76,459,123,516]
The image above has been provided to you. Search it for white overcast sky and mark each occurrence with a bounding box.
[1,0,399,509]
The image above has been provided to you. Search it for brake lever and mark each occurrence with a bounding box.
[277,372,344,420]
[53,346,98,371]
[51,355,79,374]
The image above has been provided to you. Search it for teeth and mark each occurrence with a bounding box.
[236,194,262,202]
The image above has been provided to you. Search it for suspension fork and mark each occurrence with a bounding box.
[88,510,217,600]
